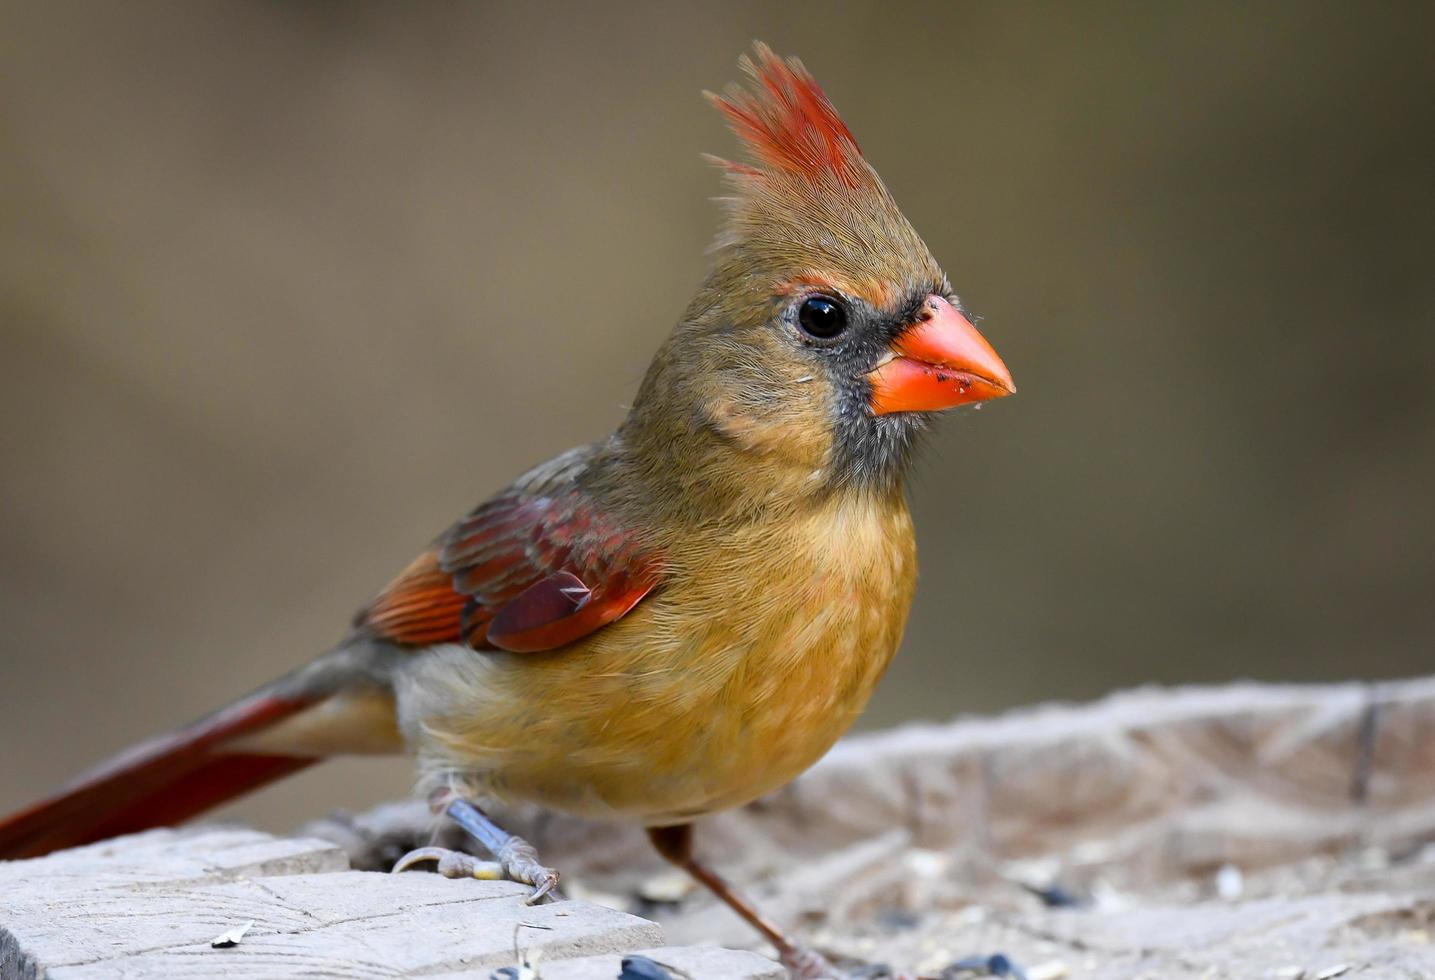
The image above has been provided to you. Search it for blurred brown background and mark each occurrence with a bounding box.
[2,2,1432,834]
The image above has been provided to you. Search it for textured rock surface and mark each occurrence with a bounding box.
[306,678,1435,978]
[0,828,716,979]
[9,679,1435,978]
[429,947,786,980]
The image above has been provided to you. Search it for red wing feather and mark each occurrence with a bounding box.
[485,569,654,653]
[356,472,662,653]
[360,551,471,646]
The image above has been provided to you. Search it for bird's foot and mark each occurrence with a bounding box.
[391,797,560,904]
[492,832,561,903]
[391,841,560,903]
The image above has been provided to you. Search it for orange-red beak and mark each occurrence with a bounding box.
[865,295,1015,415]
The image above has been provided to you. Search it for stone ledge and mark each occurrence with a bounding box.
[0,827,767,980]
[11,678,1435,978]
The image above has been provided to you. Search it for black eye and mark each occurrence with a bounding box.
[797,295,848,340]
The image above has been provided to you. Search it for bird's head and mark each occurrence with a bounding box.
[624,44,1013,509]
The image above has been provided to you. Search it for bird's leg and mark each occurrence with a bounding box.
[393,797,560,904]
[647,824,837,980]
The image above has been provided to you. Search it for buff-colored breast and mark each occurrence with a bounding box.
[401,490,917,824]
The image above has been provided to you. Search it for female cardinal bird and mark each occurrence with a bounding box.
[0,44,1012,977]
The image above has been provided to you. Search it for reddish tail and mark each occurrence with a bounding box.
[0,691,320,859]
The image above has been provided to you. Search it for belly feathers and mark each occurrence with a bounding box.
[407,494,917,822]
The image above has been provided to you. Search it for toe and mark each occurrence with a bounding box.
[392,846,502,881]
[524,868,560,904]
[392,845,448,874]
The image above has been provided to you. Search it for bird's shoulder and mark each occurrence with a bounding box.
[352,441,663,652]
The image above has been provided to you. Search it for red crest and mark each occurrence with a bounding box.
[709,43,866,188]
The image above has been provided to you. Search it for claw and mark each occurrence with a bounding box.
[495,834,561,903]
[526,869,559,904]
[391,846,503,880]
[391,845,443,874]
